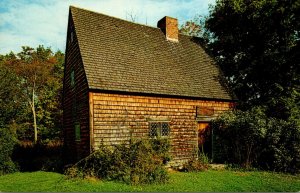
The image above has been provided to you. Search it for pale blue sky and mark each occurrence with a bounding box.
[0,0,215,54]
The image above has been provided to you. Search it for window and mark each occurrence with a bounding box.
[72,98,77,121]
[70,70,75,87]
[149,122,170,137]
[70,31,74,43]
[74,122,81,141]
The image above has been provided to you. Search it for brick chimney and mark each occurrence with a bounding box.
[157,16,178,42]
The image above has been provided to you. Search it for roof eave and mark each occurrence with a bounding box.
[88,88,236,102]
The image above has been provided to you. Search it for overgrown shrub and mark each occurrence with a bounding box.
[65,138,171,185]
[211,107,267,168]
[211,107,300,173]
[181,159,209,172]
[259,119,300,173]
[12,140,64,172]
[198,151,210,165]
[181,152,210,172]
[180,159,209,172]
[0,128,18,175]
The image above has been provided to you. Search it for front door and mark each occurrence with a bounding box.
[197,122,211,155]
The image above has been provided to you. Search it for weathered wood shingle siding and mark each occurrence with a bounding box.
[63,12,90,162]
[90,92,233,164]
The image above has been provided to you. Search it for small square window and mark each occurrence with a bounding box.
[149,122,170,138]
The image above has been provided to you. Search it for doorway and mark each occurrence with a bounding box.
[197,122,212,158]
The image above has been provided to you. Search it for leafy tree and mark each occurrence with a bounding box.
[211,108,300,173]
[36,50,64,140]
[16,46,52,142]
[179,15,203,37]
[2,46,64,142]
[204,0,300,118]
[261,118,300,173]
[0,62,24,128]
[0,61,20,174]
[0,127,18,175]
[211,107,267,168]
[202,1,300,173]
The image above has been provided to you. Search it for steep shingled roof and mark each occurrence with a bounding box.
[69,6,234,100]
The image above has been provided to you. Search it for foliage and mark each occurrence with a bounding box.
[179,15,212,51]
[0,127,18,175]
[1,171,299,192]
[181,159,209,172]
[148,137,172,164]
[65,138,171,185]
[204,0,300,115]
[211,108,300,173]
[211,107,266,167]
[37,50,64,140]
[0,64,25,128]
[268,88,300,121]
[179,15,204,37]
[0,46,64,142]
[180,148,210,172]
[12,140,64,172]
[198,151,210,165]
[200,0,300,174]
[259,118,300,173]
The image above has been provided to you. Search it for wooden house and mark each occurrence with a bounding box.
[63,6,235,165]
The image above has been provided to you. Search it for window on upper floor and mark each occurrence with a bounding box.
[70,70,75,87]
[70,31,74,43]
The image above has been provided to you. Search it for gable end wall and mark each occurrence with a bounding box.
[63,13,90,163]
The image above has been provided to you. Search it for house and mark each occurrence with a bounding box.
[63,6,235,165]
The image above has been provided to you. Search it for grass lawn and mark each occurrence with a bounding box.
[0,170,299,192]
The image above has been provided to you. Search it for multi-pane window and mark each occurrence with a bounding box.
[149,122,170,137]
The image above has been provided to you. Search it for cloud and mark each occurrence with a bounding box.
[0,0,215,55]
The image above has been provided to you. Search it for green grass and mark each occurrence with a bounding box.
[0,170,299,192]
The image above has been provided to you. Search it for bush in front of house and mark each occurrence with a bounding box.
[211,107,300,174]
[65,138,171,185]
[211,107,267,168]
[181,158,209,172]
[0,127,18,175]
[180,149,210,172]
[12,140,64,173]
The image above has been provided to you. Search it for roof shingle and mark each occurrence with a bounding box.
[70,6,234,100]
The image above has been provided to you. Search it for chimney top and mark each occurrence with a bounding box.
[157,16,178,42]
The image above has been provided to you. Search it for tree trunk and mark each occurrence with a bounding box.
[32,86,37,143]
[245,143,253,169]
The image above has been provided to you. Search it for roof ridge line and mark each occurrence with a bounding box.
[69,5,160,30]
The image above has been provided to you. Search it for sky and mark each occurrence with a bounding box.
[0,0,215,55]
